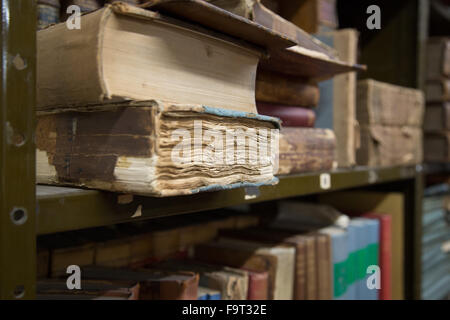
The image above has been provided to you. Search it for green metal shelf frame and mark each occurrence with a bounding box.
[0,0,427,300]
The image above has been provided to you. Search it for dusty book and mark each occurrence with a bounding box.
[255,70,319,107]
[38,2,264,113]
[426,79,450,103]
[357,79,425,127]
[426,37,450,80]
[424,132,450,162]
[424,103,450,131]
[256,102,316,127]
[277,127,336,175]
[36,101,279,197]
[357,125,423,167]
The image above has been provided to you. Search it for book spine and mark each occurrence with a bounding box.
[278,127,336,175]
[305,237,317,300]
[294,241,307,300]
[256,70,319,107]
[256,102,315,127]
[247,271,269,300]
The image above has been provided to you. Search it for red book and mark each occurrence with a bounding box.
[246,270,269,300]
[363,213,392,300]
[256,102,315,127]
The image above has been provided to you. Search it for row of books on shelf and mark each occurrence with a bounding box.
[421,183,450,300]
[36,198,404,300]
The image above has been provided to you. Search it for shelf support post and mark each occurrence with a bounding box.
[0,0,37,299]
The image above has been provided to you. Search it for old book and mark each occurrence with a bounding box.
[315,29,359,168]
[426,79,450,103]
[426,37,450,80]
[142,0,365,80]
[424,103,450,132]
[158,260,248,300]
[194,241,281,299]
[219,227,315,300]
[357,79,425,127]
[357,125,423,167]
[216,237,295,300]
[192,0,337,58]
[38,3,262,114]
[257,103,315,127]
[256,70,319,107]
[277,0,338,34]
[246,270,269,300]
[36,101,279,196]
[319,227,349,300]
[37,0,60,30]
[425,132,450,162]
[363,213,392,300]
[277,128,336,175]
[37,279,140,300]
[81,266,199,299]
[313,232,333,300]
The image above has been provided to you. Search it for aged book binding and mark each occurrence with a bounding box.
[37,279,140,300]
[357,125,423,167]
[357,79,424,127]
[277,127,336,175]
[424,132,450,162]
[424,103,450,131]
[36,101,279,197]
[426,78,450,103]
[81,266,199,300]
[256,103,315,127]
[256,70,319,107]
[38,3,263,114]
[426,37,450,80]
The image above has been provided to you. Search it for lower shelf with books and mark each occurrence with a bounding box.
[37,165,419,235]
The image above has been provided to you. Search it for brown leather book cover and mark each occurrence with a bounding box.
[194,242,279,299]
[278,127,336,175]
[81,266,199,300]
[426,37,450,80]
[37,278,140,300]
[157,260,248,300]
[256,70,319,107]
[310,232,332,300]
[424,103,450,131]
[426,78,450,103]
[218,227,316,300]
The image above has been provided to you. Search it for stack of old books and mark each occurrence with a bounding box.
[424,37,450,163]
[355,79,424,167]
[37,1,360,196]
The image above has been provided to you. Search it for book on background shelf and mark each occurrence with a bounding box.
[363,213,392,300]
[426,79,450,103]
[424,103,450,131]
[276,0,338,34]
[256,102,316,127]
[197,286,221,300]
[246,270,269,300]
[356,79,424,167]
[158,260,248,300]
[37,0,60,30]
[80,266,200,300]
[194,241,285,300]
[424,132,450,163]
[426,37,450,80]
[314,29,359,168]
[255,70,319,108]
[277,128,336,175]
[37,278,140,300]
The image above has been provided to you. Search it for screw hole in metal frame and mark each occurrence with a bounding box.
[10,207,27,225]
[13,285,25,299]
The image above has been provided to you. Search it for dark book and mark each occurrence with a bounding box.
[256,102,315,127]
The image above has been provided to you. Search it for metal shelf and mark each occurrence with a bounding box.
[37,165,419,235]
